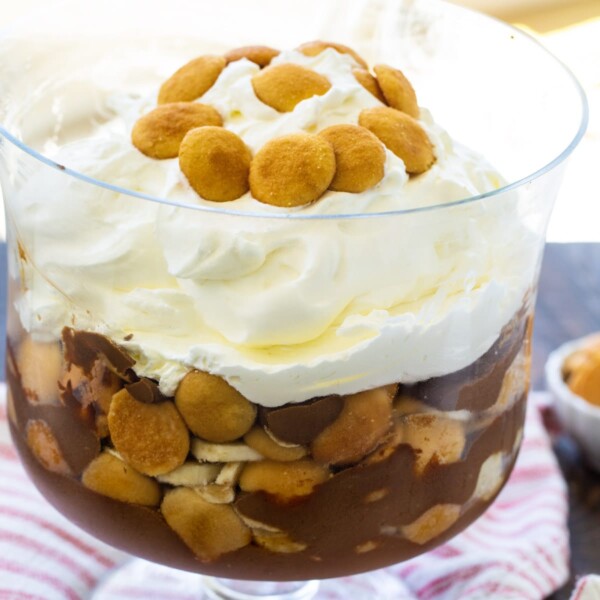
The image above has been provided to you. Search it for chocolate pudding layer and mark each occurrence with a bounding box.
[7,309,531,580]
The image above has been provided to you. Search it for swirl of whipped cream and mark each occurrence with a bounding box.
[11,49,538,405]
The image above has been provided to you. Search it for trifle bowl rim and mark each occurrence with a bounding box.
[0,0,589,222]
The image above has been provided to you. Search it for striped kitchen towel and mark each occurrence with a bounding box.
[0,386,570,600]
[570,575,600,600]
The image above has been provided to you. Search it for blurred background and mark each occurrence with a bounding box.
[0,0,598,242]
[455,0,600,244]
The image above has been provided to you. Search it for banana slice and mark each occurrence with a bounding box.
[195,462,244,504]
[157,462,221,487]
[191,438,263,463]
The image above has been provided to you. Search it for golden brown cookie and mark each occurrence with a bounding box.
[297,40,368,69]
[251,63,331,112]
[225,45,280,68]
[6,389,16,427]
[16,338,62,406]
[353,68,386,103]
[95,415,110,439]
[107,389,189,476]
[158,55,226,104]
[384,383,399,399]
[239,459,329,501]
[359,106,435,174]
[311,386,393,466]
[179,126,251,202]
[82,451,162,506]
[401,504,461,545]
[162,487,251,561]
[495,350,529,410]
[132,102,223,159]
[318,124,386,193]
[244,426,307,462]
[174,370,256,442]
[566,339,600,406]
[355,540,379,554]
[25,419,71,475]
[363,423,404,465]
[562,335,600,383]
[373,64,419,118]
[252,529,307,553]
[249,133,336,206]
[400,414,465,474]
[569,364,600,406]
[474,453,504,501]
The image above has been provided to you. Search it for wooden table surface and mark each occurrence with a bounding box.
[0,241,598,598]
[533,243,600,599]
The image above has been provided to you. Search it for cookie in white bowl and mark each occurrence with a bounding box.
[545,333,600,471]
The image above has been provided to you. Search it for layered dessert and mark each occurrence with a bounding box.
[6,41,537,579]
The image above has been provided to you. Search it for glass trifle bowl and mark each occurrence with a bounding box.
[0,0,587,598]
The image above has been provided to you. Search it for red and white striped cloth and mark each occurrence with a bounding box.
[571,576,600,600]
[0,386,582,600]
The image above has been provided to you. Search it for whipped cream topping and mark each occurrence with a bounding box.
[10,49,538,406]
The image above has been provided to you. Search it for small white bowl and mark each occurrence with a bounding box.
[545,334,600,471]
